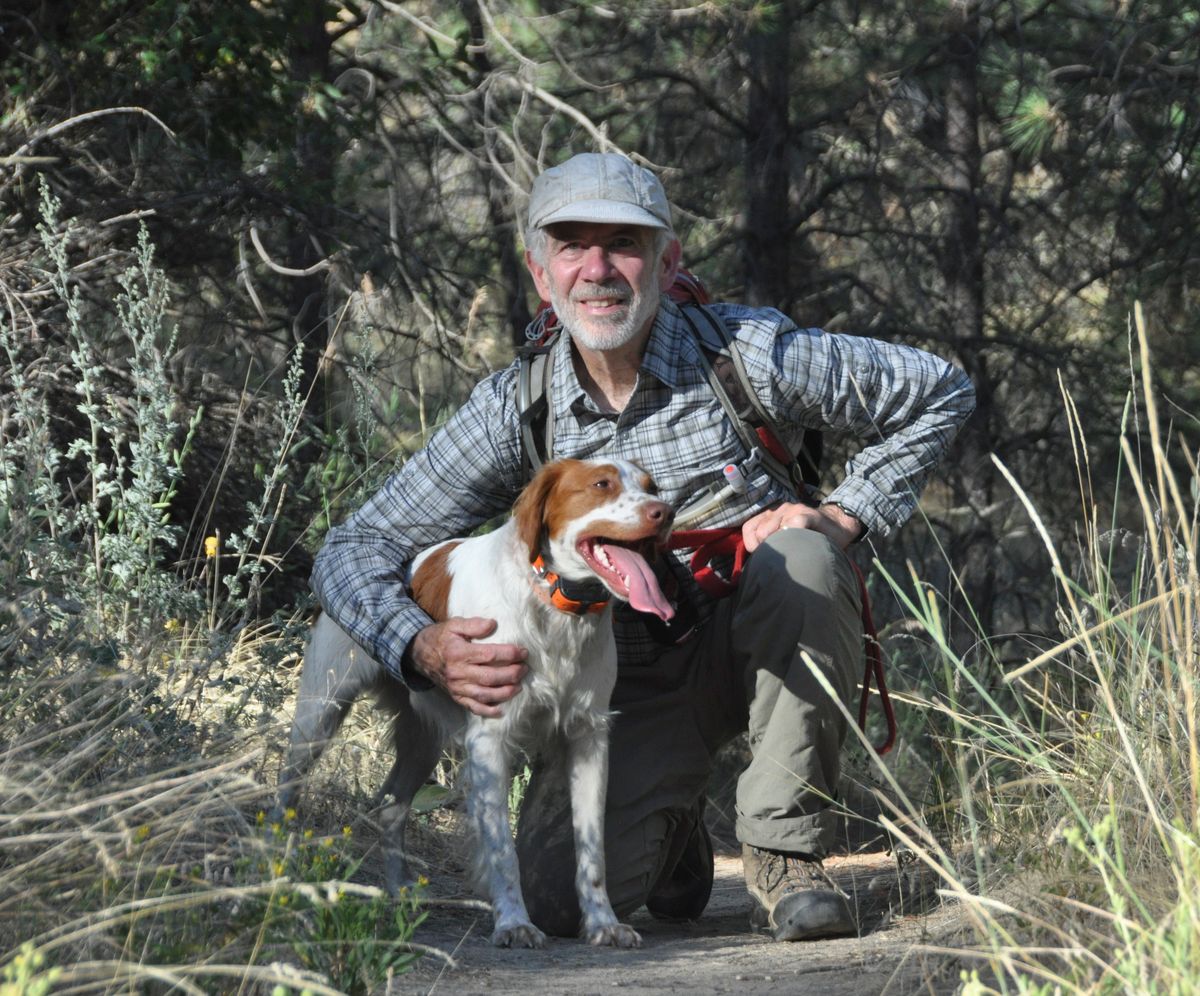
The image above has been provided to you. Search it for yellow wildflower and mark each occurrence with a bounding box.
[163,618,180,632]
[204,536,219,558]
[341,825,352,837]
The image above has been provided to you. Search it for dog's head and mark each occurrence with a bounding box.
[513,459,675,621]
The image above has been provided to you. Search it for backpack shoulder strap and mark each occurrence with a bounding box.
[517,333,558,477]
[679,304,818,496]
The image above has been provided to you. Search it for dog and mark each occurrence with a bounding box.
[276,458,675,948]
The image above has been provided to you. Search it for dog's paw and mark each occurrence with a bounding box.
[491,922,547,949]
[381,857,419,898]
[586,923,642,948]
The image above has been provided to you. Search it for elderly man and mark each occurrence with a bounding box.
[312,153,975,941]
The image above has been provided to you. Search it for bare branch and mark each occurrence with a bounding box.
[374,0,459,48]
[7,106,177,160]
[248,226,332,277]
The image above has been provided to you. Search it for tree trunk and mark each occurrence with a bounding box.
[460,0,534,348]
[287,0,335,428]
[939,0,997,639]
[742,11,792,310]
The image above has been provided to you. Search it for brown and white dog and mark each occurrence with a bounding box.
[276,458,674,948]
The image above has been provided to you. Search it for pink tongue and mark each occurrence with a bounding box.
[600,545,675,622]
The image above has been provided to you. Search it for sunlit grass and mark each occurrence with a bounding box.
[0,642,458,994]
[844,304,1200,994]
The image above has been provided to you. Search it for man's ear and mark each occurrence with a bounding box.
[526,249,552,302]
[658,237,682,292]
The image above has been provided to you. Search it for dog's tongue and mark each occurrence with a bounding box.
[600,544,675,622]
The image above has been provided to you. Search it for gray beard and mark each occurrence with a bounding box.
[551,281,661,352]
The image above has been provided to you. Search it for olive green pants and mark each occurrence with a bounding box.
[515,528,864,936]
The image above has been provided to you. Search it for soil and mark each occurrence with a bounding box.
[394,850,968,996]
[304,715,971,995]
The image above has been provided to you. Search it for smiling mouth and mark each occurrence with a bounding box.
[577,536,674,621]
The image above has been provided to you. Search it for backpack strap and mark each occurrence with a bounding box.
[517,334,558,476]
[678,303,819,498]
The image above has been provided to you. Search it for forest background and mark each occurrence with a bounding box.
[3,1,1199,993]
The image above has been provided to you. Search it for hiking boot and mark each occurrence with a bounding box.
[645,806,714,921]
[742,844,856,941]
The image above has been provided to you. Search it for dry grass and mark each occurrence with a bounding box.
[0,622,473,993]
[836,304,1200,994]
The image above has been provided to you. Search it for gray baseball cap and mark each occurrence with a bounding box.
[527,153,671,231]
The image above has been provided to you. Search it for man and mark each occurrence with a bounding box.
[312,152,975,940]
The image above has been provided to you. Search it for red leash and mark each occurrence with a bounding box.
[669,527,897,756]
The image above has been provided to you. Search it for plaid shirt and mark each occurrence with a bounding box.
[311,299,975,680]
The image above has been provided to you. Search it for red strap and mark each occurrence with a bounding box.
[851,559,896,755]
[668,528,748,598]
[668,527,897,755]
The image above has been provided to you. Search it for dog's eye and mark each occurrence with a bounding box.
[593,478,612,489]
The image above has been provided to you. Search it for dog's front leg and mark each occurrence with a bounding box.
[567,724,641,948]
[464,724,546,949]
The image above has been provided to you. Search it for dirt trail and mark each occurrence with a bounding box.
[397,851,966,996]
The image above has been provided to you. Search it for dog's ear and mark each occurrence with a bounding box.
[512,460,570,562]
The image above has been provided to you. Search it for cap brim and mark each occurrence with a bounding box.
[533,199,669,230]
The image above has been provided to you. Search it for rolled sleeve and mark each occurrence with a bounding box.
[310,367,526,682]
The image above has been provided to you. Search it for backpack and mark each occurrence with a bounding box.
[516,270,823,511]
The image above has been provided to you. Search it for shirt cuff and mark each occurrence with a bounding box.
[375,601,436,690]
[822,478,906,539]
[399,641,436,691]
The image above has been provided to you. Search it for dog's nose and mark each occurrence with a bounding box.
[643,500,674,528]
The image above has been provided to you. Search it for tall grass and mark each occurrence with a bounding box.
[856,304,1200,994]
[1,187,444,993]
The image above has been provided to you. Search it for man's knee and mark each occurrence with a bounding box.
[732,527,862,704]
[750,527,846,600]
[735,529,854,642]
[521,869,582,937]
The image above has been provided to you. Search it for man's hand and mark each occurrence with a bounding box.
[741,502,863,553]
[407,617,528,718]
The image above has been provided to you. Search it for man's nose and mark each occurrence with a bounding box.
[579,244,617,282]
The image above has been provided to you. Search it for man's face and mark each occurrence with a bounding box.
[526,222,680,353]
